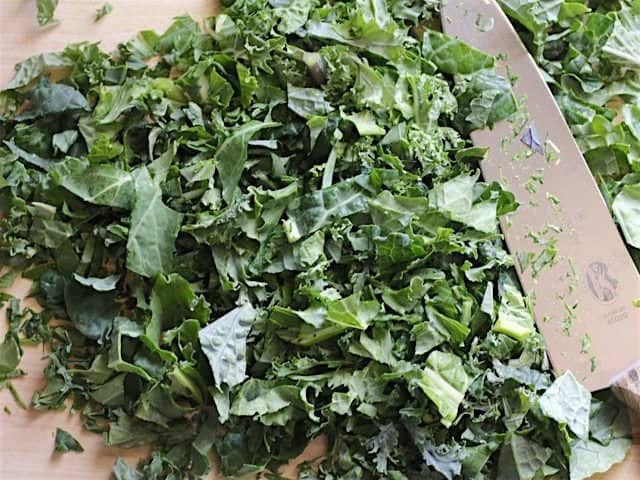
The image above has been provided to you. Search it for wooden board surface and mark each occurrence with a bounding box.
[0,0,218,85]
[0,2,220,478]
[0,1,639,479]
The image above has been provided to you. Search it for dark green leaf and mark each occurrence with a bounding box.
[4,140,51,170]
[15,81,88,120]
[64,280,119,339]
[54,428,84,453]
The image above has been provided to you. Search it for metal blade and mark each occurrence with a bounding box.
[441,0,640,391]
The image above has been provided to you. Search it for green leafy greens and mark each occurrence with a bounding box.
[54,427,84,453]
[0,1,633,479]
[95,2,113,22]
[36,0,59,27]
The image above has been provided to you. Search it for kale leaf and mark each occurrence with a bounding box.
[0,1,634,479]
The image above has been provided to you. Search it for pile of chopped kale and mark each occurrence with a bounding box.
[0,1,635,479]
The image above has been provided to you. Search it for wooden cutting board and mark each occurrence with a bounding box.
[0,1,638,479]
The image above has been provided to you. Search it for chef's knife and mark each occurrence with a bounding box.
[440,0,640,408]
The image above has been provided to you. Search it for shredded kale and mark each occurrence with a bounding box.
[54,427,84,453]
[36,0,59,27]
[95,3,113,22]
[1,1,635,479]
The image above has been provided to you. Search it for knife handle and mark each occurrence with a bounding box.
[611,362,640,412]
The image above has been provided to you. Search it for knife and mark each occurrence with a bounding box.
[440,0,640,408]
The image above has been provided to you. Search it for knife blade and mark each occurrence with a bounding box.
[440,0,640,404]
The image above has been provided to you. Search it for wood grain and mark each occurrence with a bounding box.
[0,2,220,478]
[0,1,639,479]
[0,0,219,85]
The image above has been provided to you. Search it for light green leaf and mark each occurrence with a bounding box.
[52,130,78,153]
[497,434,554,480]
[306,12,403,60]
[59,165,134,209]
[291,230,325,268]
[348,327,396,366]
[497,0,563,34]
[237,64,258,108]
[326,293,380,330]
[590,393,632,445]
[355,63,395,110]
[539,371,591,439]
[423,31,494,74]
[412,321,446,355]
[93,82,147,124]
[417,351,470,427]
[0,270,20,289]
[107,318,152,381]
[429,172,497,233]
[72,273,120,292]
[406,74,457,129]
[570,438,632,480]
[273,0,313,34]
[148,273,210,345]
[230,379,305,426]
[95,2,113,22]
[343,111,386,136]
[199,304,256,388]
[382,277,427,314]
[87,134,124,163]
[287,84,333,119]
[612,183,640,248]
[457,69,518,130]
[603,4,640,68]
[112,457,143,480]
[269,304,327,329]
[30,217,74,248]
[493,284,534,342]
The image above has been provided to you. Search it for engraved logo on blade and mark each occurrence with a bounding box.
[586,261,618,303]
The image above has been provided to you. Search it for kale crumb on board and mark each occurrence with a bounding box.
[1,1,639,479]
[95,2,114,22]
[35,0,59,27]
[54,427,85,453]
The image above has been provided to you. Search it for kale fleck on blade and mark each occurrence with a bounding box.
[0,1,632,479]
[500,0,640,271]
